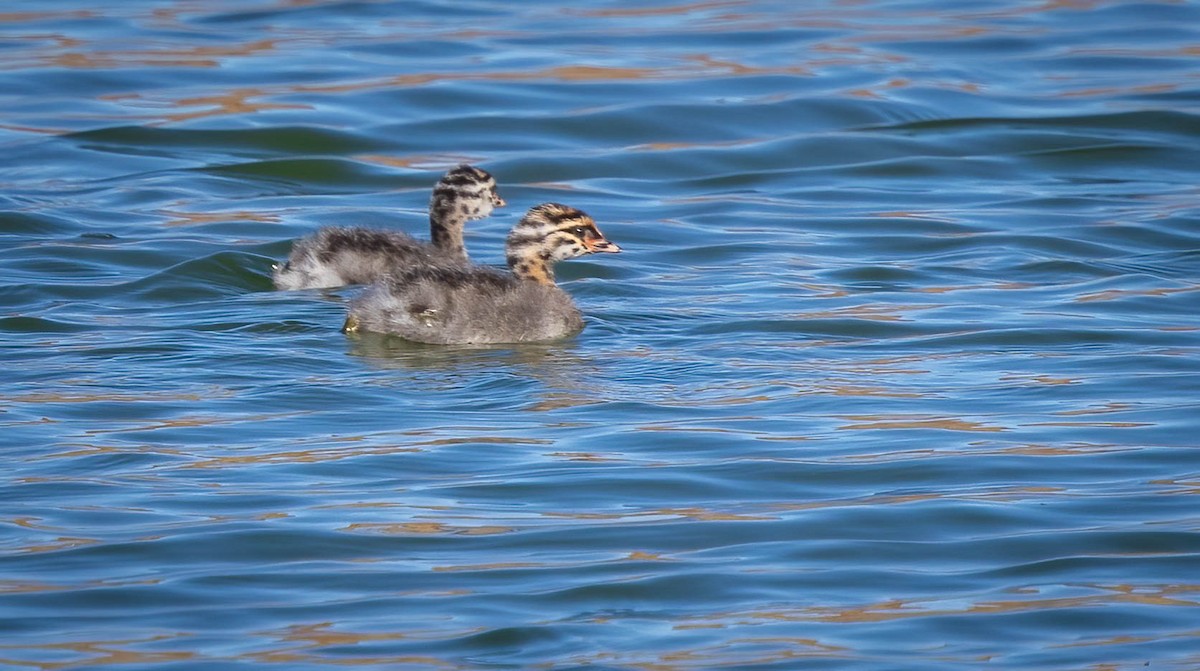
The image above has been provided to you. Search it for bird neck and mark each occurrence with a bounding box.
[508,252,556,286]
[429,200,467,261]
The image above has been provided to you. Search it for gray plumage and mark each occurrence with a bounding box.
[343,203,621,345]
[273,164,503,290]
[346,265,585,345]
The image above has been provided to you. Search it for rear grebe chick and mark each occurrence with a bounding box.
[272,164,504,290]
[342,203,621,344]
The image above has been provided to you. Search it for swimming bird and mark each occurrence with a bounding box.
[342,203,620,344]
[272,164,505,290]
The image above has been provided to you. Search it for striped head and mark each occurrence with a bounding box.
[430,164,505,222]
[429,164,505,259]
[505,203,621,285]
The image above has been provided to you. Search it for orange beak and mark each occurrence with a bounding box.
[584,236,621,254]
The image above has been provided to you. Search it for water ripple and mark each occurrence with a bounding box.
[2,1,1200,669]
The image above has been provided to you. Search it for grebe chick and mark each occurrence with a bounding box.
[272,164,505,290]
[343,203,621,344]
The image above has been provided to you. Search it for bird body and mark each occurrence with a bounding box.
[343,203,620,345]
[345,265,585,344]
[273,164,503,290]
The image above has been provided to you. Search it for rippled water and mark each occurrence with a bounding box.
[3,1,1200,669]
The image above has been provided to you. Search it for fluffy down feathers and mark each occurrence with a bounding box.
[273,227,439,291]
[273,164,502,290]
[341,203,618,345]
[344,265,584,344]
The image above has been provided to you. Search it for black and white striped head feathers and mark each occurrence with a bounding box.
[504,203,621,285]
[429,164,506,260]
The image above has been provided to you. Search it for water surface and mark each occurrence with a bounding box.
[2,1,1200,669]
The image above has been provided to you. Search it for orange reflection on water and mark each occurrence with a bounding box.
[1053,402,1137,416]
[287,65,673,99]
[1074,285,1198,303]
[835,440,1126,461]
[432,561,545,573]
[836,414,1006,432]
[0,580,71,595]
[547,451,627,462]
[570,0,745,19]
[0,10,93,25]
[1024,420,1153,429]
[342,522,512,536]
[182,443,420,469]
[543,505,776,523]
[7,388,227,404]
[14,536,100,555]
[798,303,931,322]
[157,208,282,228]
[679,582,1200,629]
[247,621,462,667]
[628,138,763,153]
[41,441,187,463]
[49,37,280,70]
[0,636,195,669]
[81,410,306,437]
[164,89,312,123]
[996,442,1124,457]
[1057,82,1181,99]
[355,154,489,172]
[1148,477,1200,495]
[269,621,409,647]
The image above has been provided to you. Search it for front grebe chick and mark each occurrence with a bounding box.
[272,164,504,290]
[343,203,621,344]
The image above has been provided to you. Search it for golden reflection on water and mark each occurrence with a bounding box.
[570,0,744,19]
[157,208,282,228]
[267,621,410,648]
[541,506,776,523]
[637,637,851,668]
[1075,285,1199,303]
[15,536,100,555]
[39,442,188,462]
[50,37,280,69]
[1054,402,1137,416]
[835,439,1131,461]
[1,0,1192,137]
[432,561,545,573]
[804,381,923,398]
[2,3,1195,670]
[547,451,627,462]
[0,636,195,670]
[1026,420,1153,429]
[917,281,1037,294]
[672,582,1200,631]
[629,138,763,153]
[239,620,491,668]
[0,580,72,595]
[355,154,489,171]
[247,621,462,668]
[342,522,512,536]
[0,10,93,25]
[81,410,307,436]
[0,3,1012,128]
[181,444,421,468]
[5,388,230,404]
[836,414,1006,432]
[797,303,931,322]
[178,433,553,469]
[164,89,312,123]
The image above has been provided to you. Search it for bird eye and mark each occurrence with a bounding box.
[571,226,588,237]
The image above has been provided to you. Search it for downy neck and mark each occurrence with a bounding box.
[429,198,467,261]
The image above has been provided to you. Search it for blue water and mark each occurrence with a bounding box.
[3,1,1200,669]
